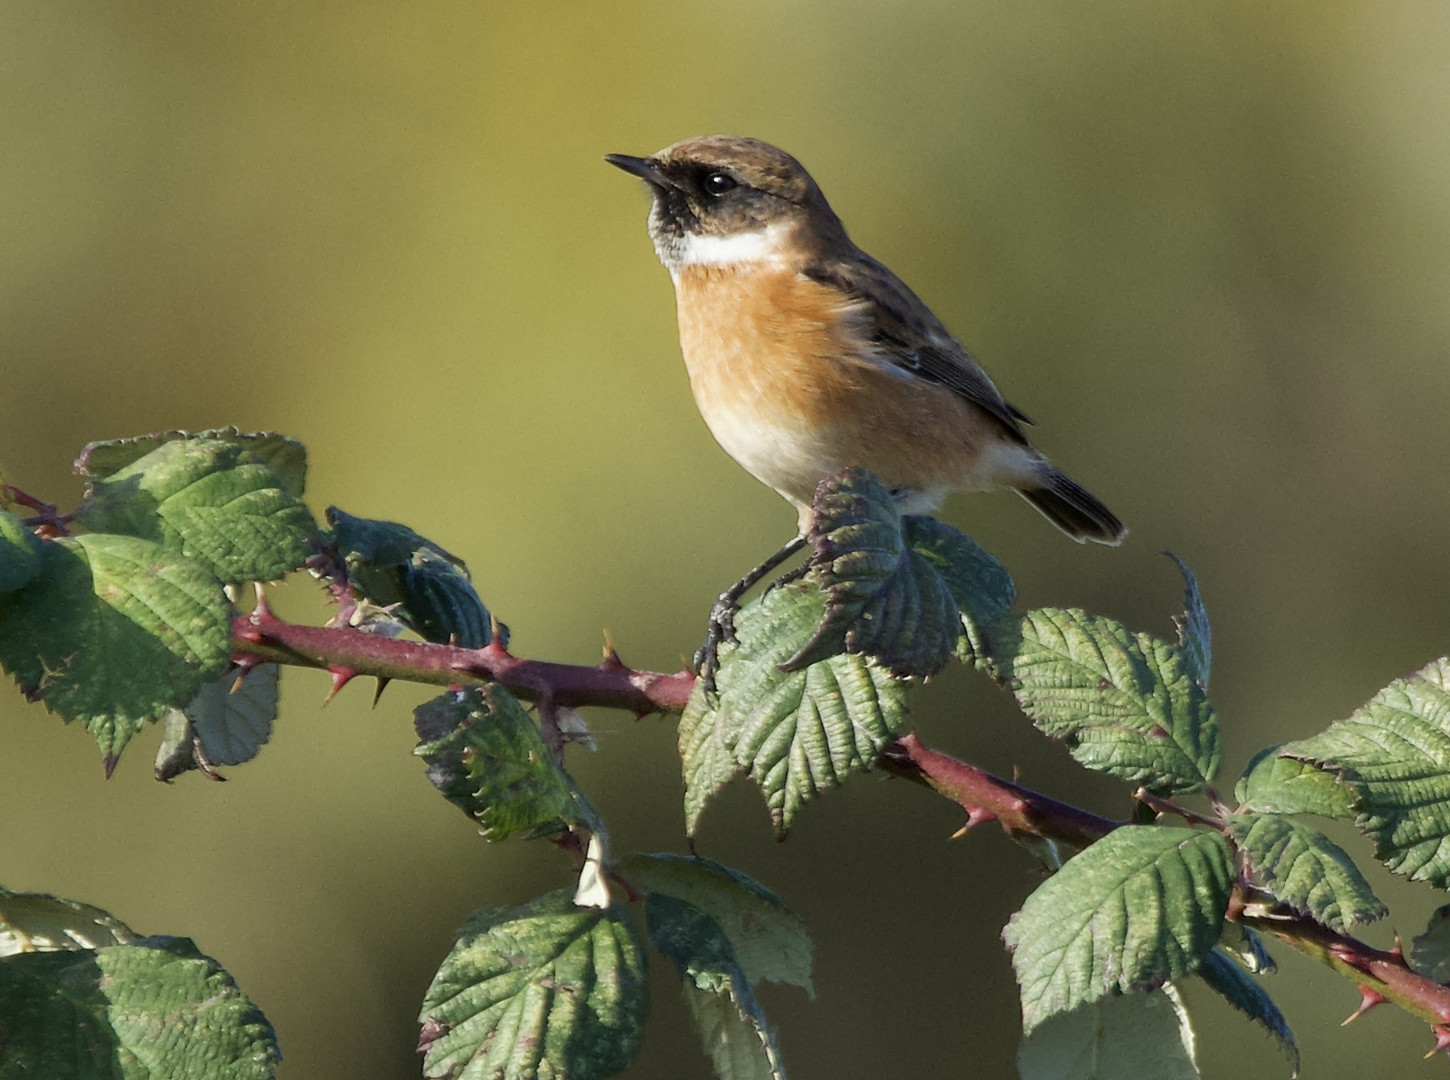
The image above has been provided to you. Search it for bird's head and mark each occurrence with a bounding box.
[607,135,848,273]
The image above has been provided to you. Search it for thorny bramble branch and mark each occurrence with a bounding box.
[229,603,1450,1051]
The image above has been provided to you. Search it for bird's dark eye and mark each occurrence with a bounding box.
[702,171,738,196]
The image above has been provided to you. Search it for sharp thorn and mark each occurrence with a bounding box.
[1425,1024,1450,1058]
[1342,985,1387,1026]
[229,658,262,693]
[372,677,391,707]
[325,665,358,704]
[950,806,996,838]
[600,633,627,672]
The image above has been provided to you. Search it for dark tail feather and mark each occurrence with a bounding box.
[1017,469,1127,546]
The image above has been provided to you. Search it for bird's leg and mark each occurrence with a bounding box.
[762,560,811,594]
[695,534,808,690]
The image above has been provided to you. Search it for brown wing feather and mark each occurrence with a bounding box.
[805,254,1031,444]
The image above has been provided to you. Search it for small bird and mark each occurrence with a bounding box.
[607,136,1125,672]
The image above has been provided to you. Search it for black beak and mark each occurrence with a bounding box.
[605,153,679,192]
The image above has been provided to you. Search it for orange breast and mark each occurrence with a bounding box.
[671,263,1010,515]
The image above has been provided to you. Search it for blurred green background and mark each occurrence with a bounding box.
[3,1,1449,1076]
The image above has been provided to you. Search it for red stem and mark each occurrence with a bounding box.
[230,610,1450,1036]
[232,607,695,714]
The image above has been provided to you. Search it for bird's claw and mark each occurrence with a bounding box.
[693,593,741,694]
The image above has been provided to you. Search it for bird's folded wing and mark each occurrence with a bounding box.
[805,255,1031,443]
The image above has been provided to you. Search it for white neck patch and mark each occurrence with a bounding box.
[656,223,791,273]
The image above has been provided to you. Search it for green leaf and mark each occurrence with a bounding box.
[906,516,1015,668]
[328,507,497,648]
[76,436,318,585]
[679,679,741,838]
[155,710,205,783]
[1216,923,1276,975]
[784,469,1013,676]
[0,509,44,593]
[0,887,137,956]
[1003,826,1233,1033]
[0,534,232,762]
[679,583,909,837]
[188,662,278,766]
[1229,813,1385,931]
[646,894,786,1080]
[156,664,280,781]
[1409,904,1450,984]
[0,934,280,1079]
[786,468,955,676]
[1233,746,1354,819]
[1197,949,1299,1075]
[1284,656,1450,886]
[1017,985,1198,1080]
[414,687,598,841]
[76,428,308,497]
[1167,553,1211,692]
[615,854,812,995]
[997,608,1221,793]
[419,889,647,1080]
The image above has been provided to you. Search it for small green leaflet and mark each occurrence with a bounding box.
[328,507,497,648]
[616,854,813,995]
[1003,826,1233,1033]
[0,534,233,763]
[997,607,1221,793]
[414,687,599,841]
[1196,949,1299,1076]
[1233,747,1354,819]
[1409,904,1450,984]
[784,468,1013,676]
[0,887,137,956]
[0,508,43,593]
[76,436,318,585]
[419,889,647,1080]
[1217,923,1276,976]
[76,429,309,497]
[678,584,909,837]
[0,934,280,1079]
[1166,553,1211,693]
[1017,985,1198,1080]
[1284,656,1450,886]
[1229,813,1384,932]
[646,893,786,1080]
[156,663,280,781]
